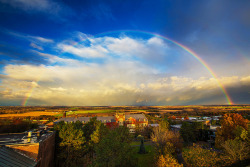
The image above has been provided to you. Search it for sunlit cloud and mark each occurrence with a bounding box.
[0,33,249,105]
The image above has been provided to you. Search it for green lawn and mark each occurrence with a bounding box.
[131,142,155,167]
[54,110,116,117]
[70,110,116,114]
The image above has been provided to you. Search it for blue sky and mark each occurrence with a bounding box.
[0,0,249,106]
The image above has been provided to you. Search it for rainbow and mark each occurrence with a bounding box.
[82,30,233,105]
[22,30,233,105]
[22,76,42,106]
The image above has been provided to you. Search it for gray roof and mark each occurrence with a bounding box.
[97,116,116,123]
[0,146,37,167]
[0,132,54,145]
[125,114,147,121]
[54,114,148,124]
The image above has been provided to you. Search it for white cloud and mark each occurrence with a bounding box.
[1,59,249,105]
[36,51,81,65]
[29,36,54,43]
[30,43,43,50]
[4,29,54,44]
[0,33,249,105]
[58,44,108,58]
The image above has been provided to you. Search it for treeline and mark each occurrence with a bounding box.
[0,119,38,133]
[161,109,250,117]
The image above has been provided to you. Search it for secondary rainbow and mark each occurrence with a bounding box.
[22,77,42,106]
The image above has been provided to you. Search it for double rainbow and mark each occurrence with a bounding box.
[22,30,233,106]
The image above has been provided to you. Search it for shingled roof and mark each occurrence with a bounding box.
[0,146,37,167]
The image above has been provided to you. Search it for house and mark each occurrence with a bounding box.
[54,113,148,133]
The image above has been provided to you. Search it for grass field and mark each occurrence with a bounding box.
[0,111,59,118]
[54,110,116,117]
[131,142,155,167]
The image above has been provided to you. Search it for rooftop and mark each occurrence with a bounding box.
[0,146,37,167]
[0,131,54,146]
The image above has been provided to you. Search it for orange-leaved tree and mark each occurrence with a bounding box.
[215,113,249,148]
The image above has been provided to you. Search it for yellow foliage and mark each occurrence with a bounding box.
[183,146,221,167]
[157,154,183,167]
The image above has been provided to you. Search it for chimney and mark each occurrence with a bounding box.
[27,131,32,138]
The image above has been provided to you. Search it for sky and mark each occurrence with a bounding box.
[0,0,249,106]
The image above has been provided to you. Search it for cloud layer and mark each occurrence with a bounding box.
[0,33,249,106]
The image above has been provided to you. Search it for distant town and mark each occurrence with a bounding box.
[0,105,249,166]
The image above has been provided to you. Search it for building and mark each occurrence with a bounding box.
[0,130,55,167]
[54,113,148,133]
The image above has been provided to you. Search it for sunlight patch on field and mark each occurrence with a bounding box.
[0,112,59,118]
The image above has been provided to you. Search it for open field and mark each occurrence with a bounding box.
[0,105,250,118]
[0,111,59,118]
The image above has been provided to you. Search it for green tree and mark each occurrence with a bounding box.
[138,138,146,154]
[83,117,103,158]
[180,122,195,143]
[93,126,137,167]
[55,121,86,166]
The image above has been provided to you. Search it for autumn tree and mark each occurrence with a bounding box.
[156,154,183,167]
[151,121,182,156]
[221,138,249,164]
[215,113,249,148]
[183,145,221,167]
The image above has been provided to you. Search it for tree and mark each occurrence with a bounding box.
[221,138,249,163]
[183,145,221,167]
[180,122,195,143]
[156,154,183,167]
[215,113,249,148]
[93,126,137,167]
[151,122,182,156]
[138,138,146,154]
[55,121,86,166]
